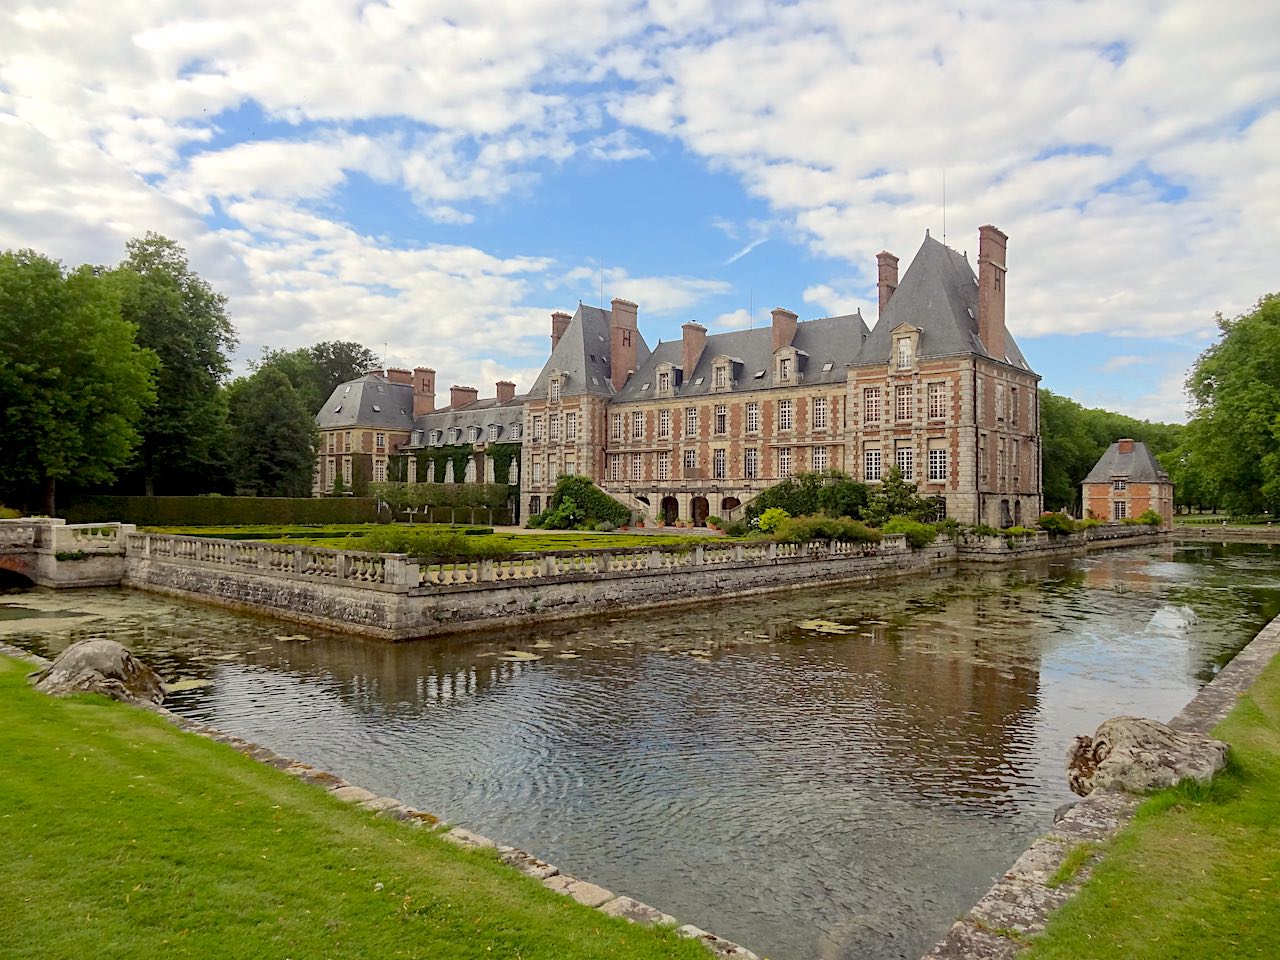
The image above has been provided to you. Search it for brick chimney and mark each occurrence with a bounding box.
[771,307,798,353]
[364,366,384,378]
[876,251,899,319]
[610,298,639,390]
[1117,438,1134,454]
[681,322,707,380]
[413,367,435,417]
[495,380,516,404]
[386,367,412,385]
[977,224,1008,360]
[449,385,479,409]
[550,311,571,350]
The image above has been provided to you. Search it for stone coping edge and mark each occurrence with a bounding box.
[921,610,1280,959]
[0,641,760,960]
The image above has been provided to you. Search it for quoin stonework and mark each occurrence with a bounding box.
[313,225,1042,527]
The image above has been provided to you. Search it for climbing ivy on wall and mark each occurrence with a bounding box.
[487,443,521,486]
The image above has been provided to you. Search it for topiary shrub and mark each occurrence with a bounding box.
[881,516,938,549]
[774,514,880,544]
[544,476,630,529]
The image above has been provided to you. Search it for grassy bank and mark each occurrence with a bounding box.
[1025,656,1280,959]
[0,656,707,960]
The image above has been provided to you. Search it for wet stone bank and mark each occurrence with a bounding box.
[4,540,1280,959]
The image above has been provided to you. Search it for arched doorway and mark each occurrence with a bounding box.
[661,496,679,524]
[720,496,741,514]
[691,496,710,527]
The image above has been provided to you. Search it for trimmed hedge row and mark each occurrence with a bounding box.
[64,496,380,526]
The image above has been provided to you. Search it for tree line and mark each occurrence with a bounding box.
[0,236,380,512]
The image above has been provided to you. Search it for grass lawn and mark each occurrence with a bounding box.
[1024,656,1280,959]
[0,655,709,960]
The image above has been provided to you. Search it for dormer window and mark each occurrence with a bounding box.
[657,367,673,396]
[895,337,913,370]
[549,377,562,403]
[511,422,523,439]
[488,424,500,442]
[411,430,423,445]
[469,426,482,442]
[714,364,729,388]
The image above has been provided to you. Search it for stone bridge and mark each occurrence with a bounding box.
[0,518,133,588]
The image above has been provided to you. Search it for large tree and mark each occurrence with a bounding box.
[225,367,320,497]
[1184,293,1280,514]
[253,340,379,415]
[111,233,236,495]
[0,250,158,513]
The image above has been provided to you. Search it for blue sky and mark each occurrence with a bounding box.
[3,0,1278,422]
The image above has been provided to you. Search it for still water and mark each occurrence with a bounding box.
[5,541,1280,960]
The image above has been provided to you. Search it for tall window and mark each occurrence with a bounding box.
[566,412,577,440]
[565,459,577,476]
[779,357,793,381]
[511,423,522,440]
[996,382,1006,422]
[928,382,946,420]
[713,448,726,479]
[864,447,882,482]
[744,448,759,479]
[344,431,352,452]
[549,378,561,403]
[895,384,913,421]
[812,397,828,429]
[1011,386,1020,426]
[745,401,760,433]
[549,415,561,440]
[375,432,386,449]
[1112,479,1127,491]
[532,459,544,482]
[863,387,881,423]
[327,434,335,452]
[928,446,948,481]
[611,413,624,442]
[714,365,728,388]
[488,423,499,442]
[657,451,670,480]
[778,447,793,477]
[895,337,913,370]
[685,406,698,437]
[1113,500,1128,520]
[608,454,623,482]
[714,404,728,434]
[632,411,645,439]
[658,370,671,393]
[532,416,543,441]
[998,437,1007,485]
[812,446,828,471]
[373,460,386,482]
[779,399,794,431]
[343,457,352,484]
[631,454,643,481]
[683,449,697,474]
[659,409,671,438]
[895,443,914,481]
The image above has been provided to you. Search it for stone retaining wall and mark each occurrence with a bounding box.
[1177,525,1280,543]
[923,610,1280,959]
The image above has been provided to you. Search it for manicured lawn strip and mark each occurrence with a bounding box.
[1023,657,1280,960]
[0,656,707,960]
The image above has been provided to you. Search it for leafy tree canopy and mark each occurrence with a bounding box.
[225,367,319,498]
[254,340,380,415]
[109,233,236,495]
[0,250,158,512]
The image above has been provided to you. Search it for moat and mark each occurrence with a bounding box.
[5,540,1280,960]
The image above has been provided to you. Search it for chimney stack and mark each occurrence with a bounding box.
[1117,438,1134,455]
[550,311,572,350]
[386,367,412,385]
[682,321,707,380]
[449,385,479,409]
[413,367,435,417]
[364,366,385,378]
[610,298,639,390]
[876,251,899,319]
[977,224,1008,360]
[495,380,516,404]
[771,307,798,353]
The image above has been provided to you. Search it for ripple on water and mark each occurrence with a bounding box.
[4,541,1280,960]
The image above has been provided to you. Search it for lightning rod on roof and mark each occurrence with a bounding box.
[942,171,947,245]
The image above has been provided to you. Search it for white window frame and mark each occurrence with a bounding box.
[531,416,543,441]
[744,448,759,479]
[896,337,913,371]
[658,409,671,438]
[549,378,561,403]
[685,406,698,437]
[683,449,697,474]
[778,398,794,431]
[1113,500,1128,520]
[864,447,882,482]
[928,382,946,420]
[566,412,577,440]
[896,444,914,481]
[631,453,643,481]
[745,401,760,433]
[928,447,948,481]
[611,413,624,442]
[895,384,912,422]
[714,404,728,434]
[632,411,645,439]
[811,446,828,472]
[812,397,828,430]
[713,448,726,479]
[863,387,880,424]
[778,447,793,477]
[657,451,670,480]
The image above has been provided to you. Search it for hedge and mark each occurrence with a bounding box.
[64,496,380,526]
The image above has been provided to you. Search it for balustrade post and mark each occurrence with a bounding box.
[767,542,777,561]
[694,544,705,565]
[479,559,495,583]
[336,553,348,580]
[649,549,662,569]
[598,551,611,573]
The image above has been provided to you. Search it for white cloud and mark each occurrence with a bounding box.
[802,283,866,319]
[1097,355,1153,373]
[557,265,732,317]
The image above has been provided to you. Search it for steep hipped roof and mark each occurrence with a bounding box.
[411,395,526,444]
[1083,441,1171,484]
[526,303,651,399]
[860,234,1035,373]
[614,313,870,401]
[315,374,416,431]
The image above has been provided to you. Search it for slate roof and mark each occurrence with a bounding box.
[315,375,416,431]
[1083,441,1171,484]
[860,234,1035,373]
[411,396,526,445]
[527,303,651,400]
[614,313,870,401]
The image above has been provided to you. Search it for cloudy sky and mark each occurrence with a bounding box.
[3,1,1277,421]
